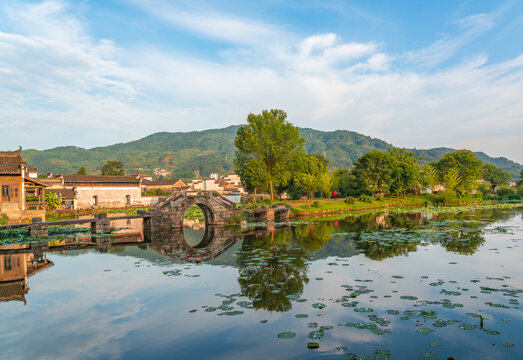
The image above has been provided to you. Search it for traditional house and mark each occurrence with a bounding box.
[58,175,143,209]
[0,147,47,222]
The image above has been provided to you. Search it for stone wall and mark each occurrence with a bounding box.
[74,186,142,209]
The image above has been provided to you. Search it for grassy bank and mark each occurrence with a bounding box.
[287,194,510,219]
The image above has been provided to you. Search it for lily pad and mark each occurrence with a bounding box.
[277,331,296,339]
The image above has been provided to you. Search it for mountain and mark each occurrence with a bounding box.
[21,125,522,178]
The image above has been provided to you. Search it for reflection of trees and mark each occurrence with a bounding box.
[237,232,309,312]
[354,236,419,260]
[292,222,332,252]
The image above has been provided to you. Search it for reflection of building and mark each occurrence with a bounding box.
[0,247,53,304]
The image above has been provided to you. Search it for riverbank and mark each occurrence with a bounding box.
[286,195,521,219]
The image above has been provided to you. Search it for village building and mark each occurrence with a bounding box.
[56,175,143,209]
[0,148,48,222]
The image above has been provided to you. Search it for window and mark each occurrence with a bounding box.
[2,185,9,197]
[126,195,131,205]
[4,256,12,271]
[93,195,98,206]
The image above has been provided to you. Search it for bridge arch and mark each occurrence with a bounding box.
[147,191,240,229]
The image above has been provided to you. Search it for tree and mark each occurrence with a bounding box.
[76,166,87,175]
[235,109,305,200]
[482,163,511,186]
[240,159,269,204]
[388,148,419,198]
[331,168,367,197]
[420,163,438,193]
[353,150,394,196]
[101,161,125,176]
[443,168,460,192]
[436,150,482,193]
[293,154,329,202]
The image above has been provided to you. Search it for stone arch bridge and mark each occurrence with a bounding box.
[145,191,241,230]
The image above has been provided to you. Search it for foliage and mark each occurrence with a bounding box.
[420,163,438,193]
[443,168,461,192]
[0,214,8,225]
[44,192,64,210]
[239,158,269,201]
[482,163,511,186]
[345,196,355,204]
[184,205,204,219]
[436,150,482,192]
[359,194,373,203]
[142,189,172,196]
[235,109,305,200]
[331,168,368,197]
[293,154,330,202]
[76,166,87,175]
[388,148,419,198]
[101,160,125,175]
[353,150,394,196]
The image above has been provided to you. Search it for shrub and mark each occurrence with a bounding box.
[344,196,355,204]
[359,194,373,203]
[497,188,515,198]
[0,214,8,225]
[312,201,320,208]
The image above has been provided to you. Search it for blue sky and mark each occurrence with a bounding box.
[1,0,522,162]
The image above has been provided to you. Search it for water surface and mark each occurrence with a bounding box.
[0,206,521,359]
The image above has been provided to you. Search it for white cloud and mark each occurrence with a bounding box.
[0,0,522,163]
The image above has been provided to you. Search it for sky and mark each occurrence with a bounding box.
[0,0,522,163]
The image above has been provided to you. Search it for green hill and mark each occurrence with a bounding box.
[21,126,522,178]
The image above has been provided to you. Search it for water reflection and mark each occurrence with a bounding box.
[237,231,309,312]
[0,245,53,304]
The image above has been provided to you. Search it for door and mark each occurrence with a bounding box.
[1,185,10,202]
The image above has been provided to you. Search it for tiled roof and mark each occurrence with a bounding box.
[62,175,140,184]
[45,188,75,198]
[0,148,25,175]
[25,177,49,187]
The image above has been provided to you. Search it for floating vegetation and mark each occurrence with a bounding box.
[295,314,308,318]
[307,342,319,349]
[354,307,374,313]
[400,295,418,300]
[416,328,433,334]
[373,349,392,359]
[502,343,515,348]
[312,303,326,309]
[277,331,296,339]
[420,352,437,358]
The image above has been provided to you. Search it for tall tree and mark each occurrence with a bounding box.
[482,163,511,186]
[443,168,461,192]
[353,150,394,196]
[436,150,482,193]
[420,163,438,193]
[76,166,87,175]
[235,109,305,200]
[101,160,125,176]
[388,148,419,198]
[240,159,269,204]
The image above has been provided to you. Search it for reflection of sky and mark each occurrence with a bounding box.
[0,210,522,359]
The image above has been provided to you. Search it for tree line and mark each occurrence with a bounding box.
[235,109,517,202]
